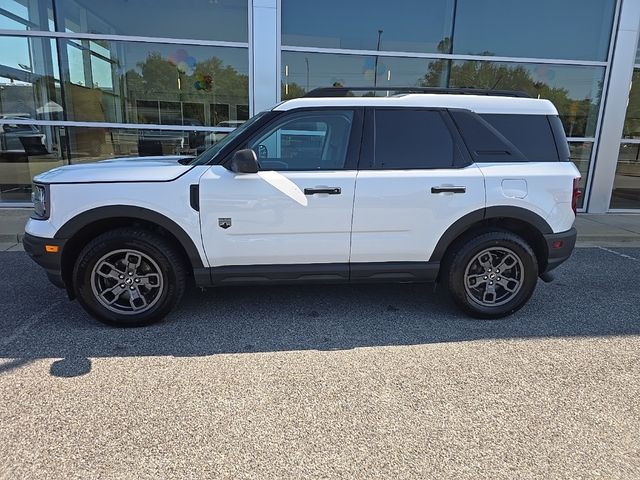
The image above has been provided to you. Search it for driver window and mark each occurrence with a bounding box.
[247,110,353,170]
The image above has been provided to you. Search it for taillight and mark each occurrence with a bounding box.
[572,177,582,214]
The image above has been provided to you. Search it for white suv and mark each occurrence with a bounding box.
[24,88,581,326]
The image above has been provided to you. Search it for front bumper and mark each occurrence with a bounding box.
[543,227,577,273]
[23,232,67,289]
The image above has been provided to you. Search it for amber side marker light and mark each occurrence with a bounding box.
[45,245,59,253]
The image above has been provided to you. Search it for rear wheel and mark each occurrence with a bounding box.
[73,228,187,326]
[445,231,538,319]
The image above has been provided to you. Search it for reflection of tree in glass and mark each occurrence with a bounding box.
[282,82,307,101]
[421,53,599,137]
[124,53,248,125]
[623,70,640,139]
[279,38,599,137]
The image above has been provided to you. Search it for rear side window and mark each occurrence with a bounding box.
[481,114,560,162]
[450,110,525,163]
[374,109,458,169]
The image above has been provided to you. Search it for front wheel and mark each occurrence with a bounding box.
[445,231,539,319]
[73,228,187,327]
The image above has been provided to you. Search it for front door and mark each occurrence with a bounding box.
[199,108,362,271]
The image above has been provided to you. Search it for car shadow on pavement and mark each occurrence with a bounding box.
[1,247,639,377]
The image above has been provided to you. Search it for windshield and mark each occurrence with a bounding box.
[186,112,269,165]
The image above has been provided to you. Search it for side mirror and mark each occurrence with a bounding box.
[230,148,259,174]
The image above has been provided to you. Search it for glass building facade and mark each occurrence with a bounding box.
[1,0,640,212]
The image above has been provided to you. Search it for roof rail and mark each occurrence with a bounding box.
[303,86,531,98]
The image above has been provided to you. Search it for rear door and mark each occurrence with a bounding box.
[350,108,485,264]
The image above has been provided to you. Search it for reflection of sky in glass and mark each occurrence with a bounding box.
[282,0,455,53]
[453,0,615,61]
[1,0,29,22]
[0,37,60,86]
[0,0,53,30]
[283,0,615,62]
[56,0,248,42]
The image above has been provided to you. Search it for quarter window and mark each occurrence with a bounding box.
[247,110,354,170]
[374,109,458,169]
[481,114,560,162]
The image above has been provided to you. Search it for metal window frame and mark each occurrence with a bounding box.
[280,45,609,67]
[0,30,249,49]
[0,118,235,132]
[588,0,640,212]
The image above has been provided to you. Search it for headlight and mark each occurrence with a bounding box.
[31,183,49,219]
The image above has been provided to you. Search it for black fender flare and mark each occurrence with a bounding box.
[429,206,553,262]
[55,205,204,268]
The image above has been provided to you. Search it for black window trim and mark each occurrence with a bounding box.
[547,114,571,162]
[359,106,472,171]
[220,107,364,171]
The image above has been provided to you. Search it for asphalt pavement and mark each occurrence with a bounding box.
[1,247,639,479]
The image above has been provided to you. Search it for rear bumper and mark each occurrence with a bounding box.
[543,227,577,273]
[23,232,66,289]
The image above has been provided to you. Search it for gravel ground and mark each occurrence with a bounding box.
[1,247,639,479]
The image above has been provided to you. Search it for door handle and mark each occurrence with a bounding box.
[431,186,466,194]
[304,187,341,195]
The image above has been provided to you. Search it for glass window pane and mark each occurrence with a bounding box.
[480,114,559,162]
[282,51,447,99]
[610,143,640,209]
[453,0,615,61]
[569,141,592,209]
[0,122,236,202]
[247,110,354,170]
[623,69,640,139]
[282,0,454,53]
[375,110,455,169]
[0,36,62,120]
[449,61,605,137]
[450,110,523,163]
[58,39,248,126]
[0,122,66,203]
[67,126,224,163]
[54,0,248,42]
[0,0,53,31]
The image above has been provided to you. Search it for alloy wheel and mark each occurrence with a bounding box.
[90,249,164,315]
[463,246,524,307]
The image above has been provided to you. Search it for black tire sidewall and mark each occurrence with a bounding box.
[73,231,184,326]
[447,232,539,319]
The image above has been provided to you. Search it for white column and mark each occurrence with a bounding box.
[251,0,279,115]
[588,0,640,212]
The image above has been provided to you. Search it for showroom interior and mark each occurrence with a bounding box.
[0,0,639,212]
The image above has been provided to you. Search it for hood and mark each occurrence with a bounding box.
[34,155,195,184]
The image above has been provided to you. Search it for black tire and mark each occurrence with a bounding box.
[444,230,538,319]
[72,228,187,327]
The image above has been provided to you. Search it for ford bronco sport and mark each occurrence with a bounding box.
[24,87,580,326]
